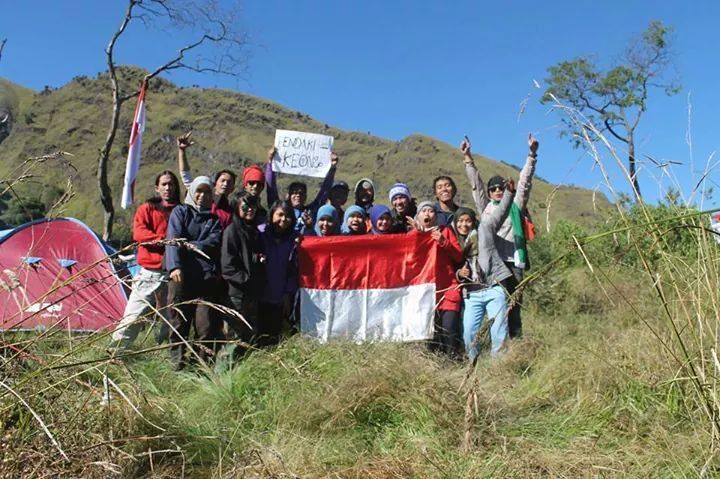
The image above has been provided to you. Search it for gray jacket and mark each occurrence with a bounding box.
[470,154,537,263]
[464,162,515,287]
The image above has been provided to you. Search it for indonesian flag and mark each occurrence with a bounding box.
[298,232,448,343]
[120,83,147,209]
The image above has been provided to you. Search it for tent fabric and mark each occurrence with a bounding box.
[297,232,445,343]
[0,217,128,331]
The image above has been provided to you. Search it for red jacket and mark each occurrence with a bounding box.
[133,201,175,269]
[435,226,464,312]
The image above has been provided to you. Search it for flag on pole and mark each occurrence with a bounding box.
[120,82,147,209]
[298,232,449,343]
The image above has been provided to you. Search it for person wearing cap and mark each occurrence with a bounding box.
[460,134,539,339]
[265,147,339,234]
[354,178,375,212]
[221,192,265,355]
[327,180,349,219]
[388,182,417,233]
[241,164,268,224]
[165,176,224,369]
[176,132,235,229]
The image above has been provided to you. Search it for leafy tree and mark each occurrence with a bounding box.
[541,21,680,200]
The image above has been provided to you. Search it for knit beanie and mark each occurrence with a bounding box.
[388,183,411,202]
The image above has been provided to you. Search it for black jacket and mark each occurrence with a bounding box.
[221,215,265,298]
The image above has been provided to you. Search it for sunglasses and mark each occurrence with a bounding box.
[489,185,505,193]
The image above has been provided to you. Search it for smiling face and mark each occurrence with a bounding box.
[317,216,336,236]
[417,206,436,227]
[376,213,392,232]
[237,200,258,222]
[357,182,374,205]
[455,214,475,235]
[288,186,307,208]
[347,213,364,232]
[392,195,409,214]
[193,183,213,209]
[271,207,294,233]
[214,172,236,197]
[434,178,455,203]
[155,174,176,202]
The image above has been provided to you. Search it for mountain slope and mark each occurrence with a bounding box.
[0,67,609,238]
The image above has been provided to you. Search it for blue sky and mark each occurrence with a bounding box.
[2,0,720,205]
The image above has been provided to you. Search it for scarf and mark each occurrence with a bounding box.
[185,176,213,212]
[493,199,527,268]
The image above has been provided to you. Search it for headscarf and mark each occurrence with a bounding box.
[242,165,265,186]
[452,207,478,254]
[354,178,375,209]
[185,176,213,211]
[369,205,392,235]
[414,201,437,231]
[314,204,339,236]
[341,205,367,235]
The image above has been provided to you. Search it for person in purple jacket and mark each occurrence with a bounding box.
[264,147,339,235]
[258,200,300,345]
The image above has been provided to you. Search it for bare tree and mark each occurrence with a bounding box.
[0,39,6,64]
[541,21,679,201]
[98,0,247,240]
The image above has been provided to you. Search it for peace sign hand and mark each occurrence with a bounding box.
[177,131,195,150]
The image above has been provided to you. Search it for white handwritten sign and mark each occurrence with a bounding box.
[272,130,334,178]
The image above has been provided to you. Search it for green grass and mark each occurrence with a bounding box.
[1,265,715,478]
[0,66,609,241]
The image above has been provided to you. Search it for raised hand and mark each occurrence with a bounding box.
[460,136,472,156]
[528,133,539,155]
[505,178,516,193]
[331,152,339,167]
[177,131,194,150]
[301,209,314,228]
[267,146,277,163]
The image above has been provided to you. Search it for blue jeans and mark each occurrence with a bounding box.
[462,285,508,360]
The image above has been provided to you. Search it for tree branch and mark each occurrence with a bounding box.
[0,38,6,64]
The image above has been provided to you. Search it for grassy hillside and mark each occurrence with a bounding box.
[0,67,609,238]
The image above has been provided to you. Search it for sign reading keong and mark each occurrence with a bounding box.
[272,129,334,178]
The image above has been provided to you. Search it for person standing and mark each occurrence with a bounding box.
[110,171,181,351]
[388,182,417,233]
[461,134,539,338]
[176,131,235,229]
[265,147,339,234]
[433,175,460,227]
[165,176,224,369]
[221,193,265,354]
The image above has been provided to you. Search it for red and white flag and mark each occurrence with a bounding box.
[298,232,449,343]
[120,83,147,209]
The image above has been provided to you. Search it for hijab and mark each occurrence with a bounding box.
[185,176,213,211]
[314,204,340,236]
[369,205,392,235]
[341,205,368,235]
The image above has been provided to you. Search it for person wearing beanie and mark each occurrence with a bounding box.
[176,132,234,229]
[369,205,393,234]
[241,164,268,224]
[265,147,340,234]
[354,178,375,212]
[461,134,539,340]
[314,204,340,237]
[327,181,349,219]
[388,182,417,233]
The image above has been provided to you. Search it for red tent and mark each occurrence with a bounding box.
[0,217,128,331]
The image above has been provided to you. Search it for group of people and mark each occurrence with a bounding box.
[110,132,539,368]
